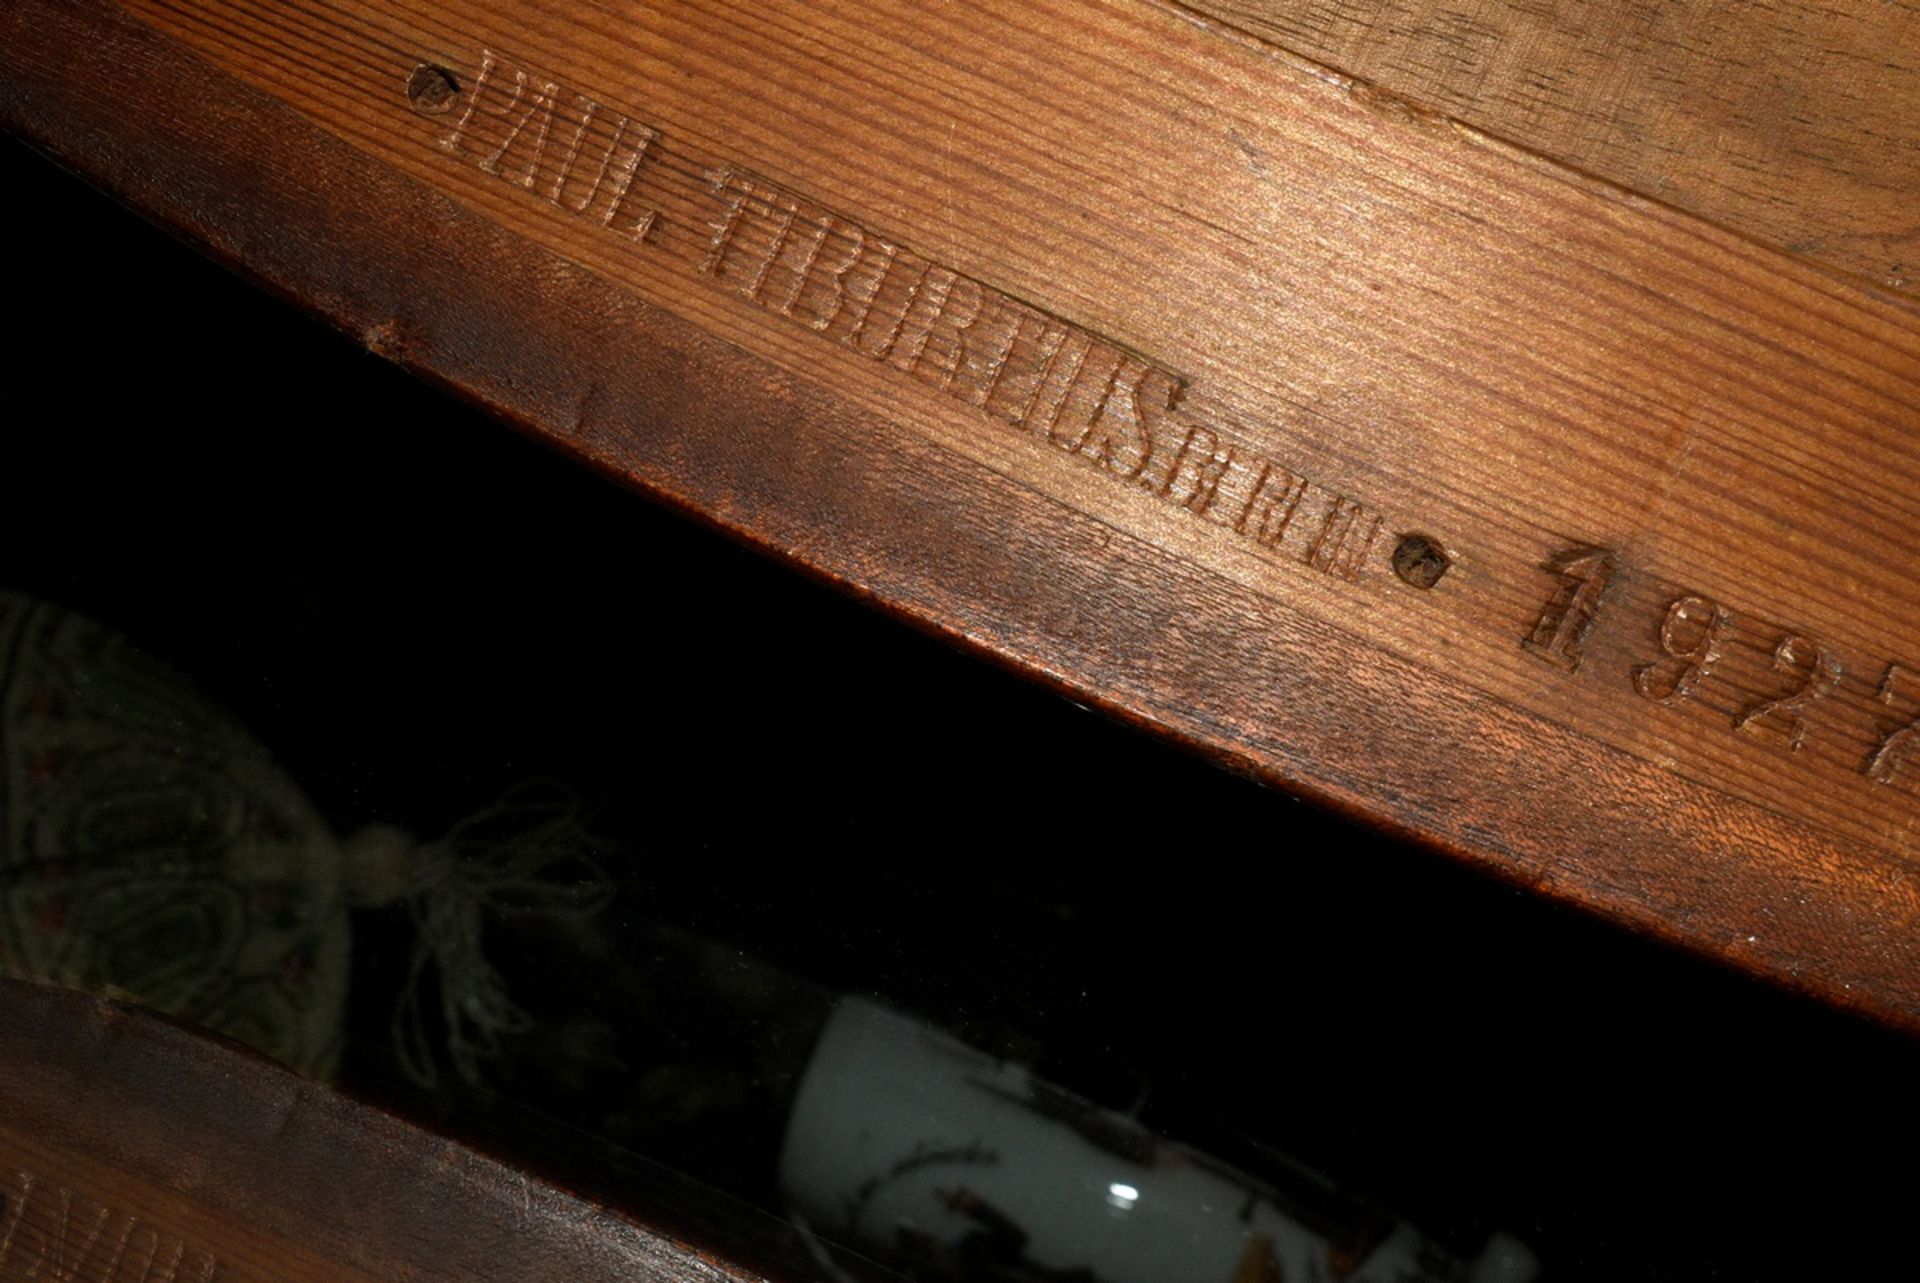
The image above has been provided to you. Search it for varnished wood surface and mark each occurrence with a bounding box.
[1209,1,1920,296]
[0,980,753,1281]
[3,0,1920,1025]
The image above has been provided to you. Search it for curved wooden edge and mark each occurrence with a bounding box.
[2,0,1917,1032]
[0,979,765,1281]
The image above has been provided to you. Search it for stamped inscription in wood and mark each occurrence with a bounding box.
[441,51,659,240]
[8,0,1920,1026]
[1868,667,1920,788]
[0,1169,219,1283]
[427,43,1406,599]
[1518,550,1920,795]
[1522,548,1616,674]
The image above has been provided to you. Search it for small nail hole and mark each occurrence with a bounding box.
[1392,533,1451,589]
[406,64,461,116]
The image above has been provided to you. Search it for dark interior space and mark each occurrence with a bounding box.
[5,134,1917,1281]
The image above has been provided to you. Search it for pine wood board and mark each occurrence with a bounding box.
[0,981,752,1282]
[1207,0,1920,297]
[3,0,1919,1025]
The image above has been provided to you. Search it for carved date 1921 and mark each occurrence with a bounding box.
[1522,550,1916,788]
[1733,633,1842,752]
[1632,594,1732,706]
[1522,546,1615,672]
[1867,664,1920,785]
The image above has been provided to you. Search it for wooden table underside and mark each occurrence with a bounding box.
[3,0,1918,1025]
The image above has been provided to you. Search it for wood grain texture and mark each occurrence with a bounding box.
[1204,0,1920,294]
[0,980,756,1281]
[3,0,1920,1026]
